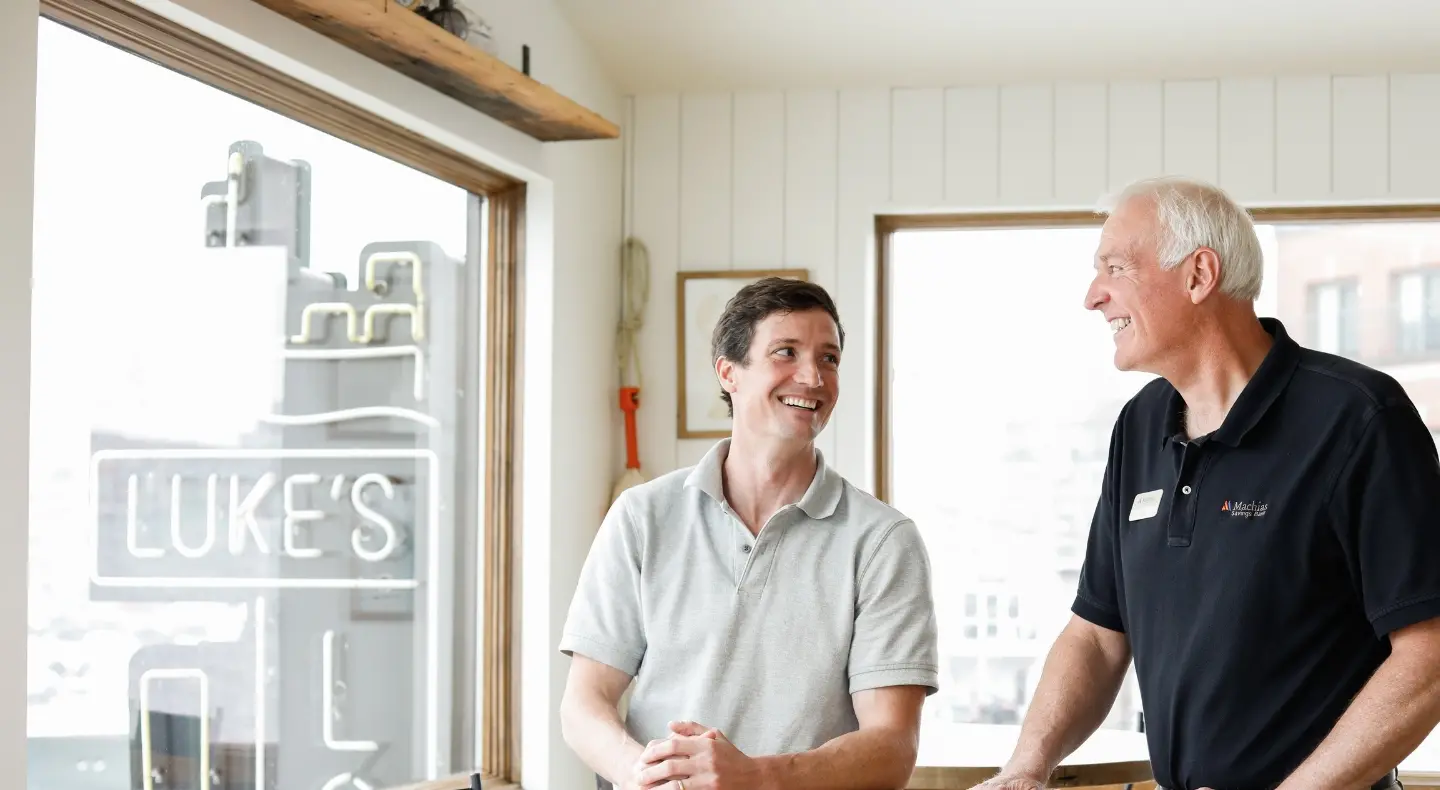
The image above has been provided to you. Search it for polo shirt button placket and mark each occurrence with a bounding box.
[1167,442,1209,548]
[735,508,794,597]
[735,526,754,583]
[736,534,762,595]
[720,506,747,582]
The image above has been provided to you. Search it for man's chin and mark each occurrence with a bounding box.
[769,420,822,443]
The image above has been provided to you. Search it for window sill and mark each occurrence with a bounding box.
[385,773,520,790]
[1401,770,1440,788]
[381,770,1440,790]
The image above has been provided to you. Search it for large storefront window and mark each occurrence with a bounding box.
[29,18,482,790]
[887,216,1440,772]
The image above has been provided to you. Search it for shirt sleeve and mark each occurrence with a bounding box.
[847,519,941,696]
[558,490,647,676]
[1328,400,1440,638]
[1071,417,1126,633]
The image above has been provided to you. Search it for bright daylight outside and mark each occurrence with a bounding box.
[890,218,1440,771]
[29,19,476,790]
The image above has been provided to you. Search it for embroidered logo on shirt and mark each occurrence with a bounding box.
[1222,499,1269,518]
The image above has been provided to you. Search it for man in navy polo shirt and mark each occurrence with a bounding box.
[970,176,1440,790]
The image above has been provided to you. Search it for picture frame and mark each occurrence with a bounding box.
[676,268,809,439]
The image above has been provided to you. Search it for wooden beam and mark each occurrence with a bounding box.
[249,0,620,142]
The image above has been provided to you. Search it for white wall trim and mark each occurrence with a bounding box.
[0,2,37,788]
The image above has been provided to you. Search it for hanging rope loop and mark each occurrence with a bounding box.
[616,237,649,389]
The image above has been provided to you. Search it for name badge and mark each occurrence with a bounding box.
[1129,489,1163,521]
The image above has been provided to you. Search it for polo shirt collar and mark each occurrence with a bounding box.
[1162,317,1300,447]
[685,439,844,520]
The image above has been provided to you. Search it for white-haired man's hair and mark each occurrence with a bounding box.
[1098,176,1264,302]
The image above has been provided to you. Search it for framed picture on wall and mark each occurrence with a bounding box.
[676,268,809,439]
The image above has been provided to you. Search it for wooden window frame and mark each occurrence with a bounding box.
[479,185,523,786]
[874,204,1440,502]
[36,1,525,786]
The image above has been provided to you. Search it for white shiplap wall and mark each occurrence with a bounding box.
[625,75,1440,490]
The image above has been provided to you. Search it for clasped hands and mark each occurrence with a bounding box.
[626,720,768,790]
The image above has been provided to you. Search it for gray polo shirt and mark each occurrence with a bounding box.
[560,439,939,757]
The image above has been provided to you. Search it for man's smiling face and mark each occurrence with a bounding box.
[1085,196,1197,373]
[717,307,841,444]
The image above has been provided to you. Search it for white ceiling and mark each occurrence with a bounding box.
[552,0,1440,93]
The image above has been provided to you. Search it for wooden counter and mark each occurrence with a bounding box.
[390,722,1153,790]
[908,722,1152,789]
[385,727,1440,790]
[909,761,1153,788]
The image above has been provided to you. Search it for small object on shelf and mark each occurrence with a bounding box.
[418,0,469,40]
[469,17,496,57]
[522,45,530,76]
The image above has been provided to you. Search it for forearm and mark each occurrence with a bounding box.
[559,691,644,787]
[1003,625,1130,780]
[755,724,918,790]
[1279,651,1440,790]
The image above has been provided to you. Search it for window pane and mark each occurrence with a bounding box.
[1307,280,1362,359]
[1271,220,1440,775]
[30,19,475,790]
[1398,271,1425,353]
[1312,282,1342,353]
[1339,282,1360,357]
[1425,272,1440,352]
[890,227,1153,765]
[890,219,1440,771]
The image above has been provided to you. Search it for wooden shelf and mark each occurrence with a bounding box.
[250,0,619,142]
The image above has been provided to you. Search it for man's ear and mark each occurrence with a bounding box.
[715,355,737,395]
[1186,247,1222,304]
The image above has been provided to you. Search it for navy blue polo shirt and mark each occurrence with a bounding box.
[1073,317,1440,790]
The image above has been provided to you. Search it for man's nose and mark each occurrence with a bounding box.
[1084,279,1107,311]
[795,357,822,387]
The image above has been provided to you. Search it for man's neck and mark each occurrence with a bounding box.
[721,434,817,536]
[1164,313,1274,439]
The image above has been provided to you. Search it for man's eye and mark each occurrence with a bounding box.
[774,347,793,357]
[824,354,839,364]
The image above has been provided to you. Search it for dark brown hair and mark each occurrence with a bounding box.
[711,277,844,417]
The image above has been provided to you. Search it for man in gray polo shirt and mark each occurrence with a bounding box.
[559,277,939,790]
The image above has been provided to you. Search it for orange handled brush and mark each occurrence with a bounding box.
[619,387,641,471]
[610,238,649,505]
